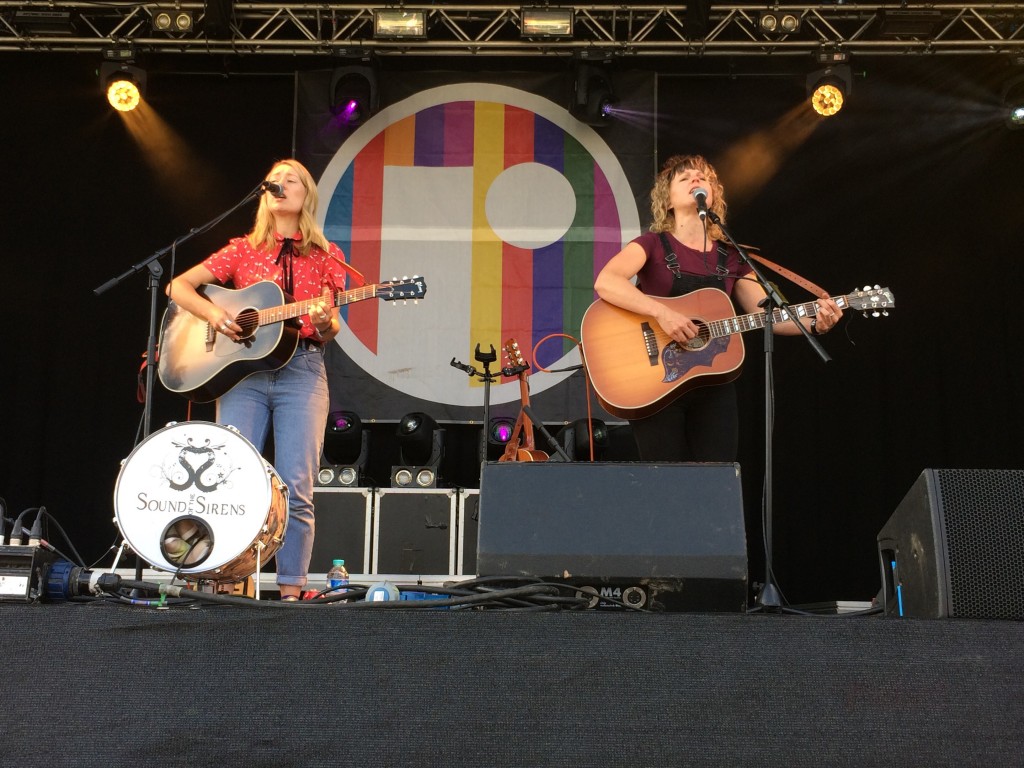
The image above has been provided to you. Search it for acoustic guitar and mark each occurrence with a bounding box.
[580,285,894,419]
[498,338,548,462]
[158,277,426,402]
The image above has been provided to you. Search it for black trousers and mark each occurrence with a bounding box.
[628,382,739,463]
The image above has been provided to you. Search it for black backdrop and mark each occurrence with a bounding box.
[2,53,1021,605]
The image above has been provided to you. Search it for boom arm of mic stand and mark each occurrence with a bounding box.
[706,210,830,363]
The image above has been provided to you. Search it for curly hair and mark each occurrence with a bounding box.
[247,158,332,256]
[649,154,727,241]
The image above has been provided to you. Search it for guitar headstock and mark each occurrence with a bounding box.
[377,276,427,303]
[503,338,528,373]
[847,285,894,318]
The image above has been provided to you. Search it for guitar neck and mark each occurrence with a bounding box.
[708,295,844,339]
[256,284,380,327]
[518,376,536,447]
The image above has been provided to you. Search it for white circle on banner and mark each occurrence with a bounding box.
[485,162,577,249]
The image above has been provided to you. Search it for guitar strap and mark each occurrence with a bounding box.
[743,245,829,299]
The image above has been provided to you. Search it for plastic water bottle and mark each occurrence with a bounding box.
[326,558,349,600]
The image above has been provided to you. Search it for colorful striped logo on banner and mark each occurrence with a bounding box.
[319,84,639,409]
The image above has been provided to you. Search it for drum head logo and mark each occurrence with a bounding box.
[165,436,234,493]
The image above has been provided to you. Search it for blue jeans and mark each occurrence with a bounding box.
[217,346,329,588]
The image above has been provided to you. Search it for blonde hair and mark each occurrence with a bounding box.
[247,158,332,256]
[649,154,728,241]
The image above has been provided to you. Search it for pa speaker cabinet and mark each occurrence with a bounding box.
[877,469,1024,619]
[477,462,748,612]
[309,487,373,576]
[373,488,457,576]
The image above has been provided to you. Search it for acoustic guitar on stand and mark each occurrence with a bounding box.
[580,285,894,419]
[158,277,426,402]
[498,338,548,462]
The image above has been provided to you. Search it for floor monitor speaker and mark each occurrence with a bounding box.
[877,469,1024,619]
[477,462,748,612]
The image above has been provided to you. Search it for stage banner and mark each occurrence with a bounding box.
[296,70,654,423]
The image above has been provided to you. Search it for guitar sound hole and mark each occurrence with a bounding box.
[682,322,709,352]
[236,308,258,340]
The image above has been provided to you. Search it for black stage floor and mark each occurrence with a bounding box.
[3,601,1021,767]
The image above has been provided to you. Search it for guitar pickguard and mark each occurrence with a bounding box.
[661,336,730,383]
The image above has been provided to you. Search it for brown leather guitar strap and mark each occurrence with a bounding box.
[742,245,829,299]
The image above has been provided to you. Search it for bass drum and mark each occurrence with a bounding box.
[114,421,288,583]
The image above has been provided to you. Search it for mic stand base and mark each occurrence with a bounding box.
[754,581,782,612]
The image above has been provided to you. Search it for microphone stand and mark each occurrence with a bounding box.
[93,181,266,580]
[706,210,830,612]
[94,182,266,436]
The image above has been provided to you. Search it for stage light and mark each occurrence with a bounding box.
[320,410,369,487]
[571,63,615,128]
[488,417,516,446]
[878,9,942,39]
[152,8,194,33]
[521,7,573,38]
[374,9,426,39]
[486,416,517,459]
[758,10,801,35]
[392,412,445,488]
[807,65,851,117]
[1002,75,1024,130]
[100,62,146,113]
[13,9,76,35]
[556,418,609,461]
[330,65,378,127]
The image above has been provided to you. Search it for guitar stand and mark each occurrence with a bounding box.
[450,343,503,467]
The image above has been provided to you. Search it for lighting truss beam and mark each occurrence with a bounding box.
[1,3,1022,57]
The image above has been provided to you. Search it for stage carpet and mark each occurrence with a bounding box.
[3,603,1021,767]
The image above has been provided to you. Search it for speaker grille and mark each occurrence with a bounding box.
[938,469,1024,619]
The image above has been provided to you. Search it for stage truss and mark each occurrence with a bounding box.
[1,2,1023,59]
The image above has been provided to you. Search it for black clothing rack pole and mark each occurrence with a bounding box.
[706,210,830,611]
[93,182,265,580]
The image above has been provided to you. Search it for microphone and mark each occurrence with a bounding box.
[261,180,285,198]
[691,187,708,221]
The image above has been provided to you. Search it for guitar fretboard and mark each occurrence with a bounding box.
[707,295,849,339]
[256,284,381,326]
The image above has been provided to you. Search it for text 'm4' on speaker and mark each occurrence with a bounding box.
[877,468,1024,620]
[477,462,748,612]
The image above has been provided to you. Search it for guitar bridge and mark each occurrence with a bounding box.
[640,322,658,366]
